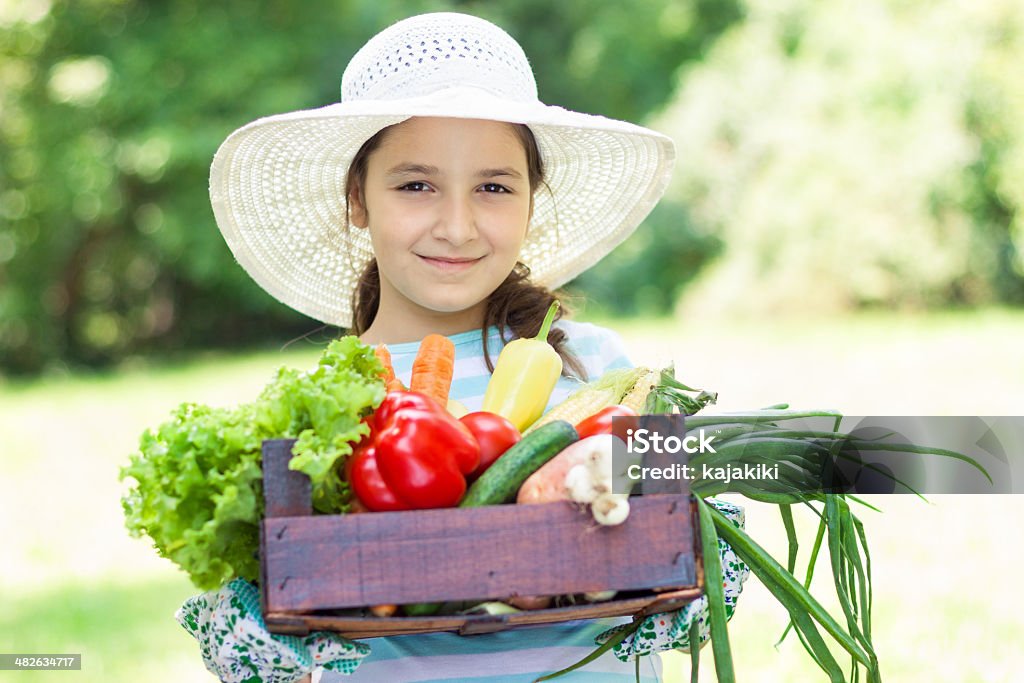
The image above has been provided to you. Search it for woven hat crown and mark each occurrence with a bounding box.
[341,13,538,103]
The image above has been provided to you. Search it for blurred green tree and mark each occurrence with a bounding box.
[0,0,741,374]
[569,200,722,317]
[656,0,1024,317]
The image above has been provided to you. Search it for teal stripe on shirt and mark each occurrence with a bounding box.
[327,619,663,682]
[342,618,618,663]
[400,673,663,683]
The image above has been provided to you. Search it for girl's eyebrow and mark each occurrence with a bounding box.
[477,167,522,179]
[383,163,523,179]
[385,163,440,177]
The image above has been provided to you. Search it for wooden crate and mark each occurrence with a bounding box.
[259,438,703,638]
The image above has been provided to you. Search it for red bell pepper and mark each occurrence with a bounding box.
[575,405,639,439]
[348,391,481,511]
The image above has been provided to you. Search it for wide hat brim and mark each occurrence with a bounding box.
[209,85,675,328]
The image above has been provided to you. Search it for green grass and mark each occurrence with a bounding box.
[1,309,1022,682]
[0,577,202,681]
[608,306,1024,415]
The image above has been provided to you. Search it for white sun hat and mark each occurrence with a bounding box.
[209,11,675,328]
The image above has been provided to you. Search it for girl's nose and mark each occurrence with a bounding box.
[432,194,477,246]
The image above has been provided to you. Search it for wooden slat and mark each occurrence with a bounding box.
[264,586,704,639]
[262,494,695,612]
[262,439,311,518]
[638,414,690,495]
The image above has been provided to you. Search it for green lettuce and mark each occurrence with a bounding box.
[120,336,384,590]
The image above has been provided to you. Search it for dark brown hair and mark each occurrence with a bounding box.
[345,121,588,380]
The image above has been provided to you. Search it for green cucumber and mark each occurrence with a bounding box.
[460,420,578,507]
[403,602,443,617]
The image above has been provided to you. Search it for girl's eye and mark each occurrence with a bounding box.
[398,182,430,192]
[397,182,511,193]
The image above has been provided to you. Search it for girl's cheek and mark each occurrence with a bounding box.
[372,210,423,244]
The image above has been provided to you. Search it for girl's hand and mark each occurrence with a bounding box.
[176,578,370,683]
[595,499,750,659]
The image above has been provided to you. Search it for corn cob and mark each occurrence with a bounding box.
[523,366,649,435]
[620,368,660,413]
[524,388,616,435]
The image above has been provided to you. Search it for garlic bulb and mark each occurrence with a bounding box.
[591,492,630,526]
[565,463,599,503]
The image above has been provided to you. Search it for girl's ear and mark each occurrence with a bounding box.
[349,184,369,229]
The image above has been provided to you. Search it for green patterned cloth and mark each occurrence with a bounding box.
[176,578,370,682]
[596,498,750,661]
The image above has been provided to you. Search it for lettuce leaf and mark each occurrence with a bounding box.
[120,337,384,590]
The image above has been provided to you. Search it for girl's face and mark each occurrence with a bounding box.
[350,117,533,336]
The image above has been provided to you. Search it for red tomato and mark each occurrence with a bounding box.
[575,405,639,439]
[459,411,522,480]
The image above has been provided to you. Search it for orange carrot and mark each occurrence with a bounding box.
[409,334,455,407]
[374,344,406,392]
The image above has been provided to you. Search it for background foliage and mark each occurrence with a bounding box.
[0,0,740,374]
[658,0,1024,316]
[1,0,1022,375]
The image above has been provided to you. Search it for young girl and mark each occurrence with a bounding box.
[180,12,748,682]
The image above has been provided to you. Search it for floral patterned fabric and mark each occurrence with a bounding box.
[175,578,370,683]
[596,498,750,661]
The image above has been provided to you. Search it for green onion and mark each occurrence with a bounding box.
[534,369,986,683]
[697,497,736,682]
[756,558,846,682]
[707,504,875,672]
[777,511,827,648]
[689,620,701,682]
[532,619,641,682]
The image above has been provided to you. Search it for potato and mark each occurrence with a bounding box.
[515,435,614,504]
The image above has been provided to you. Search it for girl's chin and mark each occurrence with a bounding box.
[409,291,490,317]
[418,300,485,316]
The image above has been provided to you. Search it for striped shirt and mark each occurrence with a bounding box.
[321,320,662,683]
[385,320,634,413]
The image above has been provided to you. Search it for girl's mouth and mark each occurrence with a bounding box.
[418,255,484,273]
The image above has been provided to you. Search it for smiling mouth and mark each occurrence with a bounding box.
[418,255,484,272]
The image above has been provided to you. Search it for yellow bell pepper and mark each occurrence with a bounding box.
[482,301,563,431]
